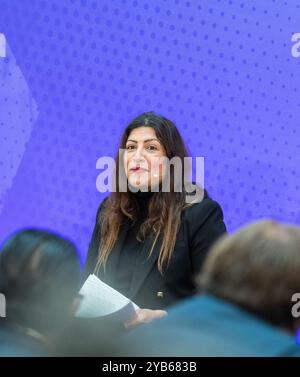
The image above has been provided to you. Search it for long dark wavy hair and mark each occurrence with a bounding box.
[95,112,198,274]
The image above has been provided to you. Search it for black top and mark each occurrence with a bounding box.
[85,190,227,309]
[113,191,154,298]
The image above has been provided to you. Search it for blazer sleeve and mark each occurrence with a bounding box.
[186,198,227,274]
[83,198,107,281]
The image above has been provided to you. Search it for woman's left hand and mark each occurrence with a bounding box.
[124,308,167,329]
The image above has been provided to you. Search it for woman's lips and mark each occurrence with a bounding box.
[130,167,147,173]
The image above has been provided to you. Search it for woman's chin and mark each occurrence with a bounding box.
[128,180,149,192]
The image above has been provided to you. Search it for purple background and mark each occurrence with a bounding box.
[1,0,300,265]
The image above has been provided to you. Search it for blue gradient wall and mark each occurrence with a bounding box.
[1,0,300,264]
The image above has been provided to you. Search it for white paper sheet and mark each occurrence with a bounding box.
[75,274,139,318]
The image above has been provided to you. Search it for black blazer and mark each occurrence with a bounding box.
[84,191,227,309]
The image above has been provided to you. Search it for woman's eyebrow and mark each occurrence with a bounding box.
[144,138,160,143]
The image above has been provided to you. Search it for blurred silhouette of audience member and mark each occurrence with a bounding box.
[0,229,81,356]
[115,220,300,356]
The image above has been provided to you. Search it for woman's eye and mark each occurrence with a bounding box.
[147,145,158,151]
[126,145,136,150]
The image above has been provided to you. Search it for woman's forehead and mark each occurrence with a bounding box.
[127,126,157,141]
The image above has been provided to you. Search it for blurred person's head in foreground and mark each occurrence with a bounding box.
[199,219,300,333]
[0,229,81,353]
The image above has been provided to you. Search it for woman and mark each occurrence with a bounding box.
[85,112,226,324]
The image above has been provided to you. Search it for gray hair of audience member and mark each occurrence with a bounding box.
[0,229,81,334]
[198,220,300,330]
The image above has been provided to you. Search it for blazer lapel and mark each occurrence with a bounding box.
[129,232,162,299]
[99,221,131,284]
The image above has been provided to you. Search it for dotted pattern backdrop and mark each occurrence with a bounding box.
[0,0,300,264]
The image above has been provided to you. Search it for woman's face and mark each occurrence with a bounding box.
[123,126,167,191]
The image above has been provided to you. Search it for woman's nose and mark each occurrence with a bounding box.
[132,146,145,161]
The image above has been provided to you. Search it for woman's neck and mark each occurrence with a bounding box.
[133,190,156,199]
